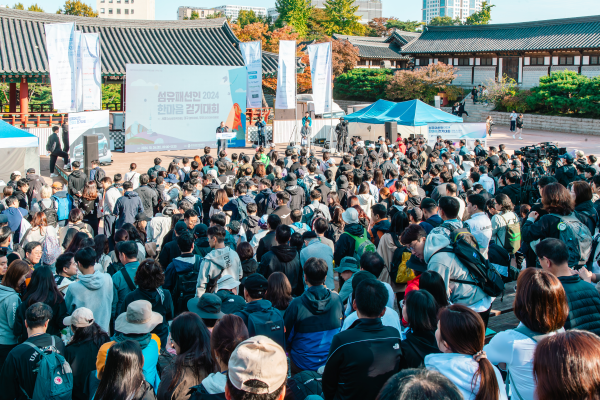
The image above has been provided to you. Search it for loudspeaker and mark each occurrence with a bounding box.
[385,121,398,142]
[83,134,99,176]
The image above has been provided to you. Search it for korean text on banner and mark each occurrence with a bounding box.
[307,42,332,115]
[81,33,102,110]
[427,123,487,150]
[75,31,83,112]
[44,22,77,112]
[275,40,296,110]
[240,41,263,109]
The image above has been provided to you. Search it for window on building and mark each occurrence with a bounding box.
[108,8,113,13]
[109,0,112,3]
[124,8,128,13]
[131,8,134,13]
[100,8,105,12]
[559,56,574,65]
[457,58,470,66]
[590,56,600,65]
[480,58,493,66]
[116,0,120,3]
[117,8,120,13]
[201,10,204,16]
[530,57,545,65]
[125,0,128,3]
[100,0,104,2]
[418,58,429,66]
[440,0,445,5]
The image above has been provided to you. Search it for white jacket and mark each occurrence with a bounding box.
[465,212,493,258]
[479,174,496,195]
[123,171,141,190]
[425,353,507,400]
[356,194,375,217]
[102,186,121,216]
[147,214,172,249]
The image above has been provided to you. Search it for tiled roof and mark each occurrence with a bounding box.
[403,15,600,54]
[0,8,286,77]
[386,29,421,45]
[333,33,409,60]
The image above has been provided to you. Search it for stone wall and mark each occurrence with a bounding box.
[488,111,600,136]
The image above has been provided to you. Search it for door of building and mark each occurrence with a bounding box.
[502,57,519,82]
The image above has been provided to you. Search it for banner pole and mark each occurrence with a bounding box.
[294,40,298,146]
[329,41,334,155]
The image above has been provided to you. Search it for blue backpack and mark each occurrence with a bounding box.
[51,195,72,221]
[20,337,73,400]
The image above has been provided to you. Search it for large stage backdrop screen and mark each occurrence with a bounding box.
[124,64,247,152]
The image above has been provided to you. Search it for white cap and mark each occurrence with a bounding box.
[12,171,21,176]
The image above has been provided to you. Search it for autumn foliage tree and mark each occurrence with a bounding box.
[386,63,458,102]
[57,0,98,17]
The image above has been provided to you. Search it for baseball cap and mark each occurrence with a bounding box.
[285,172,297,183]
[135,212,151,222]
[228,336,287,394]
[12,171,21,176]
[194,223,208,238]
[407,183,419,196]
[258,215,269,230]
[393,191,407,203]
[227,220,241,232]
[217,274,241,290]
[63,307,94,328]
[242,273,268,293]
[26,168,35,174]
[421,198,438,209]
[51,181,63,189]
[334,256,360,273]
[174,221,189,235]
[187,293,225,320]
[207,170,218,179]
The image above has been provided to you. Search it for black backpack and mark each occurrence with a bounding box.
[288,371,323,400]
[39,201,58,228]
[436,223,505,298]
[107,262,123,276]
[239,307,285,349]
[174,256,202,314]
[204,187,219,209]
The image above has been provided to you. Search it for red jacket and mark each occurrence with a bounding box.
[397,141,406,154]
[402,274,421,327]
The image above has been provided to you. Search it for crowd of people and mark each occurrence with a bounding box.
[0,128,599,400]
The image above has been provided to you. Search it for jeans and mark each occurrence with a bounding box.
[217,139,227,154]
[258,132,266,147]
[510,120,516,132]
[49,150,69,173]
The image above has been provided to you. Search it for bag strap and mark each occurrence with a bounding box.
[121,268,136,292]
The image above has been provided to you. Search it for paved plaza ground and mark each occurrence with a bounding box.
[38,124,600,182]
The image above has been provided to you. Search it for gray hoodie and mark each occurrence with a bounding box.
[201,372,227,394]
[0,285,20,345]
[65,270,114,333]
[424,221,491,308]
[196,247,243,297]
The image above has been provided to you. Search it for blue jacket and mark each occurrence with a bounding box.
[223,195,256,222]
[164,254,200,293]
[113,190,144,230]
[256,120,266,134]
[2,207,27,232]
[558,275,600,336]
[284,286,343,371]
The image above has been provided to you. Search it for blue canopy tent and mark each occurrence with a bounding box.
[0,120,40,183]
[345,99,463,125]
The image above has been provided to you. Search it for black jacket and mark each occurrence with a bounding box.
[491,164,508,178]
[135,185,159,219]
[575,200,599,236]
[46,132,62,155]
[335,164,353,180]
[255,189,274,216]
[559,275,600,336]
[258,245,304,296]
[522,212,587,243]
[242,215,261,242]
[273,205,292,225]
[555,164,577,187]
[68,169,87,198]
[13,189,28,210]
[14,295,67,343]
[316,183,331,205]
[256,231,278,262]
[121,288,174,348]
[65,337,110,400]
[193,237,212,258]
[333,223,365,267]
[0,333,66,400]
[498,183,522,206]
[322,319,402,400]
[285,185,306,211]
[158,239,182,277]
[200,183,220,217]
[400,329,441,369]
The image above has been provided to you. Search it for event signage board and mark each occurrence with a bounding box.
[45,22,77,112]
[68,110,112,165]
[307,42,332,115]
[81,33,102,110]
[427,123,487,149]
[125,64,247,152]
[275,40,296,110]
[75,31,83,112]
[239,41,263,109]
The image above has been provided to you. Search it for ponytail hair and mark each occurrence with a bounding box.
[438,304,500,400]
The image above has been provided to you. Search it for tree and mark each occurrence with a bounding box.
[386,19,422,32]
[264,25,300,53]
[368,17,392,37]
[231,22,269,43]
[323,0,362,35]
[386,63,457,102]
[526,70,589,114]
[183,10,200,20]
[206,11,225,19]
[334,69,393,101]
[275,0,312,37]
[57,0,98,17]
[102,84,121,108]
[305,7,328,40]
[237,10,265,28]
[465,1,494,25]
[12,3,24,9]
[428,16,462,26]
[27,4,44,11]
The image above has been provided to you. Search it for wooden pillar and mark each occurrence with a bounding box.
[8,83,17,113]
[19,78,28,125]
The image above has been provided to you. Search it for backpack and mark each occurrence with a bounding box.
[288,371,323,400]
[107,262,123,276]
[174,256,202,313]
[289,223,308,235]
[240,307,285,349]
[204,187,219,210]
[41,233,62,266]
[437,222,505,298]
[303,204,327,226]
[390,235,414,284]
[20,337,73,400]
[344,228,377,262]
[550,213,593,269]
[51,195,72,221]
[498,213,521,255]
[73,224,93,238]
[39,201,59,228]
[232,198,249,222]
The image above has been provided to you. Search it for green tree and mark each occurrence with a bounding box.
[465,1,494,25]
[323,0,361,35]
[386,62,457,102]
[275,0,312,36]
[206,11,225,19]
[27,3,44,11]
[386,19,422,32]
[57,0,98,17]
[526,70,589,114]
[102,84,121,108]
[334,69,393,101]
[12,3,24,9]
[428,16,462,26]
[183,10,200,20]
[306,7,328,40]
[237,10,265,28]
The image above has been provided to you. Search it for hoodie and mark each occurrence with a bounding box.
[196,247,243,297]
[258,245,304,296]
[255,188,274,216]
[242,215,261,242]
[285,185,306,211]
[68,169,87,198]
[424,222,491,309]
[301,239,334,290]
[400,329,441,369]
[0,285,20,345]
[333,223,366,267]
[425,353,507,400]
[223,194,255,222]
[112,261,140,318]
[121,287,174,348]
[284,286,343,371]
[64,270,114,333]
[113,190,144,230]
[196,372,227,395]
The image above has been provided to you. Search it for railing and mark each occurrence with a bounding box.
[0,103,124,113]
[0,112,67,128]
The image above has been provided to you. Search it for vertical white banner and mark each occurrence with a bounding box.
[75,31,83,112]
[44,22,77,112]
[307,42,332,115]
[81,33,102,110]
[275,40,296,110]
[240,41,263,109]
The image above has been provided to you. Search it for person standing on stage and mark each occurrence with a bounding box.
[216,121,229,155]
[256,116,267,147]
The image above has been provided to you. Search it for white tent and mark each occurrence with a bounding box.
[0,120,40,182]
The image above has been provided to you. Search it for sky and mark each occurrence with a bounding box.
[21,0,600,23]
